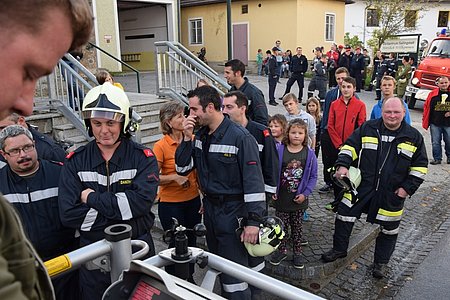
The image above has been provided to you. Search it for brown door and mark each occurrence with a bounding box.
[233,23,248,65]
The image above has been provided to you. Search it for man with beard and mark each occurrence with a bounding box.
[0,125,79,299]
[175,85,265,300]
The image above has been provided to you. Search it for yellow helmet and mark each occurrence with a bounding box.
[82,83,131,135]
[243,217,285,257]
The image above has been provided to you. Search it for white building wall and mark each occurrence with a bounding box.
[345,1,450,48]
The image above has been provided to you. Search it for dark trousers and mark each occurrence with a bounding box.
[203,198,251,300]
[320,130,338,186]
[375,76,382,99]
[333,195,400,264]
[79,233,155,300]
[158,196,202,279]
[329,68,337,88]
[351,70,363,92]
[307,78,327,100]
[53,271,80,300]
[283,73,304,100]
[268,75,278,101]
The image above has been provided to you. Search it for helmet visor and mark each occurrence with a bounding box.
[82,110,125,122]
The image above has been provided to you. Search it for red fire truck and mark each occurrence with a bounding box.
[406,36,450,109]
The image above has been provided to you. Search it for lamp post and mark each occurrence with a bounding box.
[227,0,232,60]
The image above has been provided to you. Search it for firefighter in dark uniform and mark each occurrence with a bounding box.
[368,50,382,91]
[322,97,428,279]
[175,86,266,300]
[375,54,388,100]
[58,83,159,300]
[0,113,66,168]
[222,90,278,280]
[0,125,79,300]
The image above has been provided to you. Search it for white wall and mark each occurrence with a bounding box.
[345,0,450,48]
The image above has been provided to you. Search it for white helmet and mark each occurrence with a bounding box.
[333,166,362,194]
[243,217,285,257]
[82,83,131,135]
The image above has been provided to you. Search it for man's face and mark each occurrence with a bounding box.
[296,48,302,56]
[437,77,450,91]
[335,72,348,88]
[376,51,382,58]
[283,99,300,115]
[341,81,355,99]
[0,8,73,120]
[224,66,239,85]
[363,50,368,56]
[90,118,122,146]
[276,41,281,47]
[382,98,405,130]
[1,134,38,175]
[222,96,245,124]
[381,79,395,98]
[188,96,211,127]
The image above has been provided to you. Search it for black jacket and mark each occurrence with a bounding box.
[335,119,428,223]
[290,54,308,74]
[0,160,76,260]
[175,117,266,226]
[230,78,268,126]
[58,138,159,242]
[246,120,278,194]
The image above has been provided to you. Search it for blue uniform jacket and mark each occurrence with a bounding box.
[0,160,76,260]
[175,117,266,226]
[58,138,159,242]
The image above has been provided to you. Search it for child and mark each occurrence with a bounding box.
[269,119,318,269]
[268,114,288,149]
[306,97,322,157]
[96,69,124,90]
[256,49,263,76]
[282,93,316,149]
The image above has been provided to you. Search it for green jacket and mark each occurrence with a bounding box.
[396,63,411,97]
[0,196,54,300]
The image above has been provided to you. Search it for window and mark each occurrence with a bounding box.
[189,18,203,45]
[325,13,335,42]
[242,4,248,14]
[366,8,379,27]
[405,10,417,28]
[438,11,449,27]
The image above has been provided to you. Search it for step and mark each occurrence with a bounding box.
[139,110,160,124]
[26,112,61,134]
[141,133,163,148]
[139,122,161,137]
[53,123,83,140]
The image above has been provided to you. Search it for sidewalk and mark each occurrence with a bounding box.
[118,71,446,291]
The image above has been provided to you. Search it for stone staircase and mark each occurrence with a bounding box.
[28,92,169,151]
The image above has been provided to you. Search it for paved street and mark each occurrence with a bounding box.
[119,72,450,299]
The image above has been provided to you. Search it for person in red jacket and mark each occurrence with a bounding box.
[422,76,450,164]
[326,77,366,204]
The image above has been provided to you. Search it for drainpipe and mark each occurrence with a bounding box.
[227,0,232,60]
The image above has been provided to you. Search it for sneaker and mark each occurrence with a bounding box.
[303,211,310,221]
[318,184,333,194]
[269,251,287,265]
[300,238,309,246]
[321,249,347,263]
[293,255,305,269]
[372,263,387,279]
[430,160,442,165]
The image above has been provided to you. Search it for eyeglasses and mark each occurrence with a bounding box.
[4,144,35,157]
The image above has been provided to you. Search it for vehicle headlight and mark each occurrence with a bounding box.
[411,77,419,85]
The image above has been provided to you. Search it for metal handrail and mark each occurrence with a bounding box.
[154,41,231,104]
[88,42,141,93]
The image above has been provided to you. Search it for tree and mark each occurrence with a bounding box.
[344,32,362,49]
[365,0,438,50]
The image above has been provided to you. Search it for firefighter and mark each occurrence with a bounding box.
[175,85,265,300]
[58,83,159,300]
[322,97,428,279]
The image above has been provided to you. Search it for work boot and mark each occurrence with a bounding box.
[430,160,442,165]
[321,249,347,262]
[372,263,387,279]
[269,251,287,266]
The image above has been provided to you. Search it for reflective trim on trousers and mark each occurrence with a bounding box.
[381,226,399,235]
[336,214,356,223]
[251,261,265,272]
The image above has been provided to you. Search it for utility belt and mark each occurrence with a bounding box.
[204,193,244,206]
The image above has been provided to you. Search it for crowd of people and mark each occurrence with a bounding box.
[0,4,446,298]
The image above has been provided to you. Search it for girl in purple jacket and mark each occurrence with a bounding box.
[269,119,318,269]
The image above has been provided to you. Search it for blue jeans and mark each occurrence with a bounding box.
[430,124,450,161]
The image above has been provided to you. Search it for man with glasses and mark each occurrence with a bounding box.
[0,125,79,299]
[0,113,66,168]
